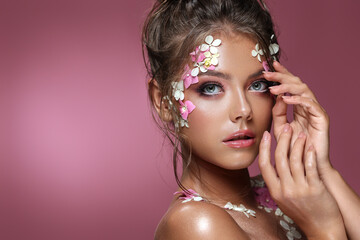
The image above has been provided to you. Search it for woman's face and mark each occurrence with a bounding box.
[181,33,274,170]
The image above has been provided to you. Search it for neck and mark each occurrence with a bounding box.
[180,155,257,208]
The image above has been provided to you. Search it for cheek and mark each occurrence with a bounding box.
[250,94,274,127]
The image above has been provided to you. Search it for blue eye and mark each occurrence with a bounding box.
[198,82,223,96]
[249,80,270,92]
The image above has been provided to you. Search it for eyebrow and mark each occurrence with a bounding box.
[199,69,264,81]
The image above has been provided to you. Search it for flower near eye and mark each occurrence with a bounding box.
[179,100,196,120]
[190,46,206,63]
[204,51,219,67]
[172,80,185,101]
[182,65,199,89]
[251,43,264,62]
[200,35,222,54]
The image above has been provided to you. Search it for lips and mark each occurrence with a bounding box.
[223,130,256,148]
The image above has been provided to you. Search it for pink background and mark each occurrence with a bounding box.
[1,0,359,239]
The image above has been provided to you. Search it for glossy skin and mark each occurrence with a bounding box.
[181,33,273,171]
[151,32,351,240]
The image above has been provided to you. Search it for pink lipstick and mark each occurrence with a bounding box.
[223,129,256,148]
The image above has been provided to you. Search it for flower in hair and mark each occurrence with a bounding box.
[182,65,199,89]
[171,80,185,101]
[251,43,264,62]
[179,100,195,120]
[200,35,222,54]
[190,46,206,63]
[204,51,219,68]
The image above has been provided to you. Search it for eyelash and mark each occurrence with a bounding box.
[248,79,274,93]
[197,79,277,96]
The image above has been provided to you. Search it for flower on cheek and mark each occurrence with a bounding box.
[171,80,184,101]
[182,65,199,89]
[179,100,196,120]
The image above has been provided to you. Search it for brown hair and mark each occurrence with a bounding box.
[142,0,280,191]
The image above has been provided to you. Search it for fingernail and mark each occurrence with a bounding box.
[283,124,290,132]
[263,131,270,141]
[281,95,291,99]
[262,71,273,74]
[298,132,306,138]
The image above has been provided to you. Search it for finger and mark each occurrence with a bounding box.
[272,95,288,141]
[274,123,293,182]
[269,83,317,101]
[305,145,320,185]
[289,132,306,183]
[263,71,299,84]
[258,131,280,191]
[281,96,327,121]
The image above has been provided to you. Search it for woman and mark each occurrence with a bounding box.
[142,0,360,239]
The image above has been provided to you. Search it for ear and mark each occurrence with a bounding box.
[149,79,173,122]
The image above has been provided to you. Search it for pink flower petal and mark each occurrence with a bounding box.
[262,61,270,72]
[207,65,216,70]
[185,100,196,114]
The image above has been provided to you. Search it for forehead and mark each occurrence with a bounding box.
[215,33,262,77]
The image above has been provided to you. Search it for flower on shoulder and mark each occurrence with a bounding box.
[179,100,195,120]
[174,189,203,203]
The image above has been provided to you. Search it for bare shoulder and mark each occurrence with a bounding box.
[154,200,249,240]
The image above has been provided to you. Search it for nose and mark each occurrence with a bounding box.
[229,90,253,122]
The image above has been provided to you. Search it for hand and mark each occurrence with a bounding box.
[258,126,346,239]
[263,61,332,175]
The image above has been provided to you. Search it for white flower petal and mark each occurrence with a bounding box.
[280,220,290,231]
[275,208,283,216]
[178,80,184,90]
[286,232,294,240]
[255,43,259,51]
[258,49,264,55]
[269,43,279,55]
[179,92,184,101]
[224,202,234,209]
[257,54,262,62]
[191,67,199,77]
[264,207,272,213]
[291,229,302,239]
[200,44,209,52]
[251,50,258,57]
[283,215,294,224]
[193,196,203,201]
[200,65,207,72]
[204,51,211,58]
[182,199,191,203]
[210,57,218,66]
[209,46,218,54]
[271,34,275,40]
[205,35,213,45]
[212,39,221,46]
